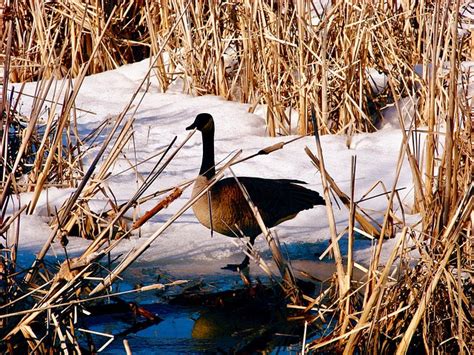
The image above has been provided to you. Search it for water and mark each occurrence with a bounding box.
[83,304,224,354]
[81,301,303,353]
[79,269,306,353]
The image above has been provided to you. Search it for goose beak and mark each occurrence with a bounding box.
[186,123,196,130]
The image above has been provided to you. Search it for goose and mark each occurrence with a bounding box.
[186,113,325,271]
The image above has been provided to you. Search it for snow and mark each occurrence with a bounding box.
[8,58,418,279]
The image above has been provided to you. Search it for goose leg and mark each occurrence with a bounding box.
[222,236,256,272]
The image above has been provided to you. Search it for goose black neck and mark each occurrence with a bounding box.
[199,128,216,179]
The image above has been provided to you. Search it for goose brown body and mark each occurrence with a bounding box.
[187,113,325,270]
[191,175,323,239]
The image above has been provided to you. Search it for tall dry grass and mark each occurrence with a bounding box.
[0,0,472,353]
[298,2,473,353]
[3,1,472,137]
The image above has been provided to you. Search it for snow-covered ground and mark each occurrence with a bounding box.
[8,59,418,279]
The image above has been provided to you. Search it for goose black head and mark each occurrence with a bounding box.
[186,113,214,132]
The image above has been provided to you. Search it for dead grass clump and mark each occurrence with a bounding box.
[5,1,473,136]
[3,0,152,81]
[296,2,473,353]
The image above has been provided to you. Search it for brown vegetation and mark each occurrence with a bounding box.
[0,0,472,353]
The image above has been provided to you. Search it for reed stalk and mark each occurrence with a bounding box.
[229,167,300,303]
[1,1,472,352]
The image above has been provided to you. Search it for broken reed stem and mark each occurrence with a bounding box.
[304,148,381,237]
[0,280,188,320]
[309,108,346,298]
[456,242,465,354]
[23,10,119,281]
[5,88,96,115]
[370,133,405,272]
[342,227,408,354]
[0,19,11,116]
[229,168,300,303]
[442,0,459,227]
[340,155,356,337]
[123,339,132,355]
[0,204,26,235]
[296,0,307,135]
[424,1,442,206]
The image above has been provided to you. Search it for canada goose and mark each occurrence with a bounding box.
[186,113,325,271]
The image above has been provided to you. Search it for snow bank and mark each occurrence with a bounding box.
[11,59,417,276]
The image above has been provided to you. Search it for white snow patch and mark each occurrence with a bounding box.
[8,58,421,278]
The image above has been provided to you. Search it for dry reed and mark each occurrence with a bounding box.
[5,1,472,137]
[1,0,473,353]
[297,2,473,354]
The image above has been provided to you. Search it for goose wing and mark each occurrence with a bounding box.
[214,176,324,229]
